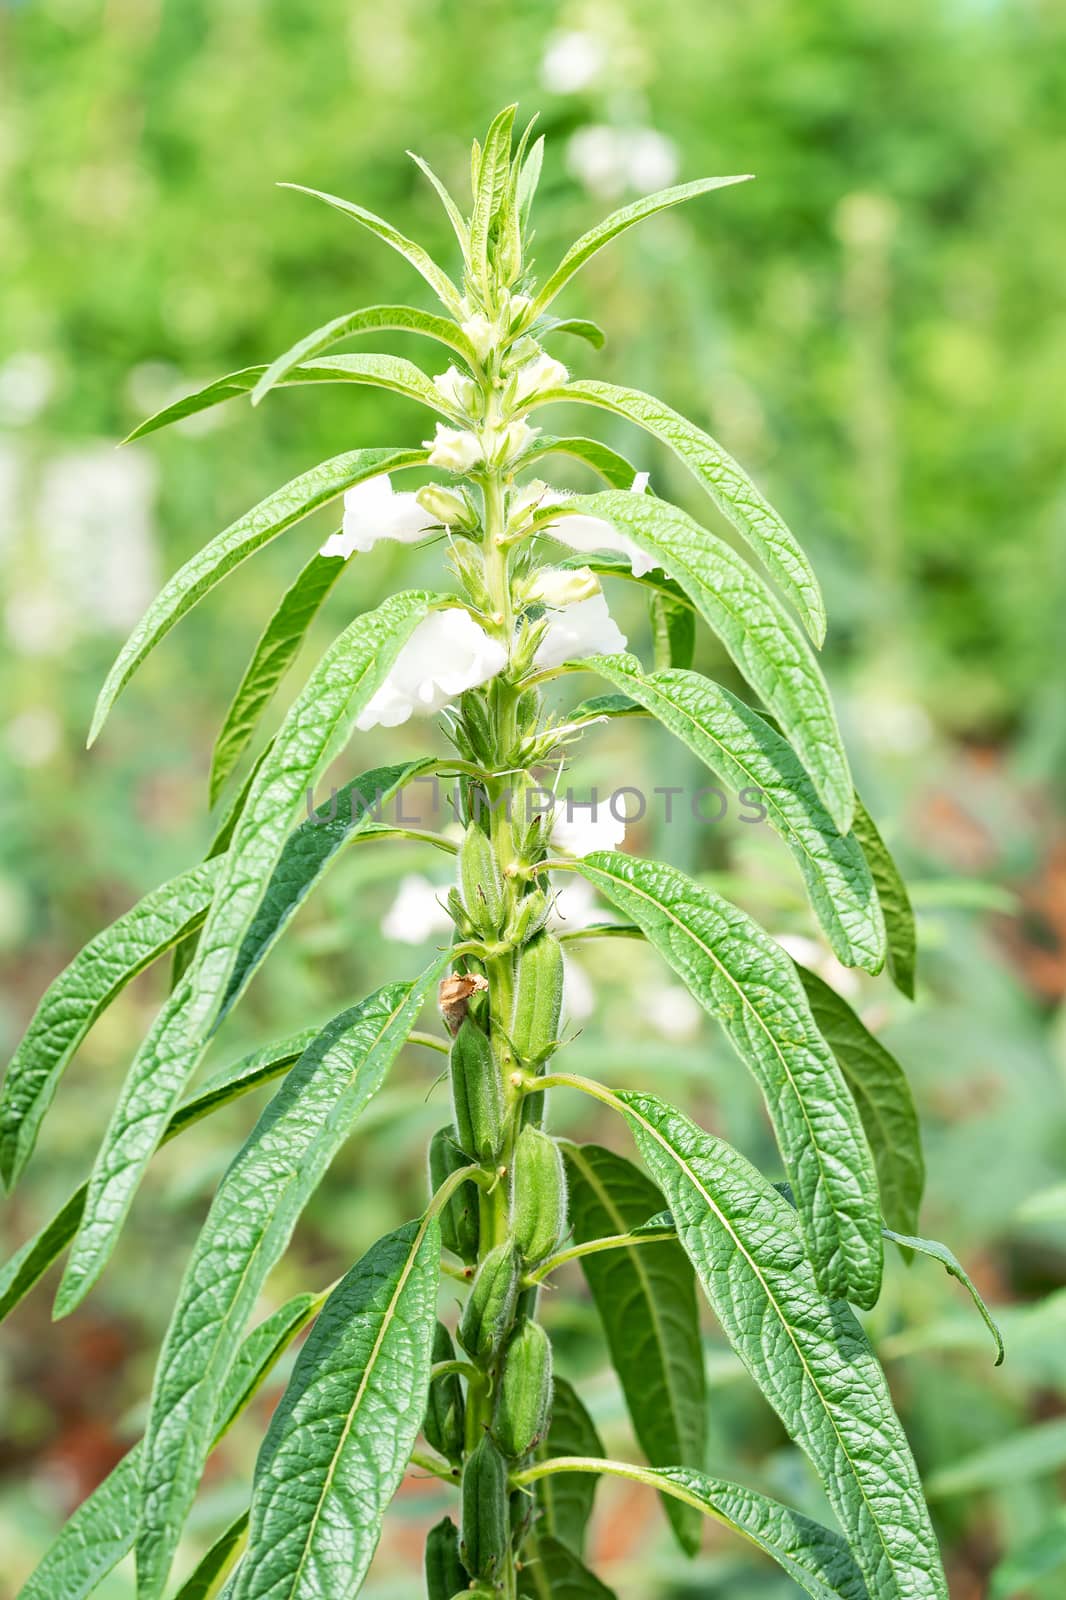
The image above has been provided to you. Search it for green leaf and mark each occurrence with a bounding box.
[576,852,882,1306]
[0,859,219,1186]
[534,1378,604,1558]
[517,135,545,235]
[649,592,695,670]
[619,1091,947,1600]
[518,1534,617,1599]
[532,175,753,314]
[90,447,427,744]
[519,435,638,489]
[555,379,826,645]
[251,303,472,407]
[16,1290,320,1600]
[587,657,885,972]
[795,965,924,1238]
[408,152,471,260]
[556,490,853,831]
[535,316,607,351]
[136,972,446,1600]
[209,551,348,805]
[851,796,917,999]
[278,181,462,311]
[470,105,516,288]
[561,1142,705,1555]
[190,592,438,1036]
[925,1416,1066,1499]
[124,354,448,444]
[231,1218,441,1600]
[218,758,436,1023]
[880,1227,1003,1366]
[172,1514,249,1600]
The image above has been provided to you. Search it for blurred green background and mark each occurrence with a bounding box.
[2,1,1065,1595]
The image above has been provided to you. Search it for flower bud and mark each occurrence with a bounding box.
[416,483,475,528]
[510,1125,567,1265]
[424,1516,469,1600]
[450,1019,504,1162]
[461,312,497,363]
[494,1318,553,1459]
[428,1124,479,1264]
[487,418,537,467]
[524,565,600,608]
[458,1241,519,1364]
[433,364,480,415]
[460,1434,510,1581]
[424,1321,466,1463]
[510,351,569,408]
[424,423,484,473]
[505,291,533,333]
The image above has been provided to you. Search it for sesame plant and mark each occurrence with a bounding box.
[1,108,1002,1600]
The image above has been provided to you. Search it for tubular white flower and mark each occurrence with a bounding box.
[433,364,479,414]
[488,418,537,466]
[356,608,507,731]
[460,312,496,362]
[381,873,453,944]
[320,474,436,558]
[533,591,627,670]
[511,352,569,408]
[540,472,658,577]
[525,565,601,607]
[550,796,627,858]
[424,423,484,473]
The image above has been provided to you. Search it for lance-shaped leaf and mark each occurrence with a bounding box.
[279,181,462,311]
[852,796,917,999]
[619,1092,946,1600]
[17,1290,322,1600]
[90,447,427,743]
[519,435,639,490]
[534,316,607,350]
[550,491,853,831]
[136,973,445,1600]
[172,1513,249,1600]
[795,965,924,1238]
[518,1534,617,1599]
[0,859,220,1187]
[217,758,435,1024]
[588,657,885,973]
[251,303,473,407]
[231,1217,441,1600]
[531,175,752,314]
[881,1227,1004,1366]
[650,591,695,670]
[408,152,470,259]
[190,592,438,1037]
[534,1378,604,1558]
[552,379,825,644]
[575,852,882,1306]
[523,1460,869,1600]
[0,1030,315,1325]
[209,551,348,805]
[561,1142,705,1554]
[470,105,517,288]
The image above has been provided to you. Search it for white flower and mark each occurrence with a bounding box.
[488,418,537,466]
[504,292,533,329]
[320,473,436,558]
[525,566,600,607]
[541,31,606,95]
[550,797,626,858]
[356,608,507,731]
[540,473,658,578]
[566,125,680,200]
[561,952,596,1023]
[461,312,497,362]
[424,423,484,473]
[534,591,627,670]
[381,873,453,944]
[639,983,703,1043]
[511,352,568,408]
[433,364,478,414]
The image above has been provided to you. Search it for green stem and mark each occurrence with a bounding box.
[409,1446,460,1484]
[524,1229,677,1285]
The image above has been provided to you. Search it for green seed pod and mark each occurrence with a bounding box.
[459,822,506,936]
[458,1241,519,1364]
[424,1321,465,1464]
[424,1515,469,1600]
[451,1019,504,1161]
[509,932,564,1068]
[494,1318,553,1460]
[460,1434,510,1582]
[511,1126,567,1265]
[428,1124,479,1264]
[504,886,550,948]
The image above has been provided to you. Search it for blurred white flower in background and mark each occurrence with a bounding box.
[0,353,56,427]
[565,125,679,200]
[321,473,436,559]
[540,473,657,577]
[775,933,862,1003]
[548,871,614,932]
[638,982,702,1043]
[356,608,507,731]
[381,873,452,944]
[550,797,626,858]
[534,589,627,670]
[541,30,607,94]
[5,708,61,769]
[562,951,596,1023]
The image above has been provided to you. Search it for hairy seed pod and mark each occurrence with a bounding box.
[428,1125,479,1264]
[510,932,564,1067]
[494,1317,553,1460]
[460,1434,510,1582]
[424,1321,465,1463]
[504,886,550,948]
[511,1125,567,1265]
[424,1515,469,1600]
[459,822,506,936]
[451,1019,504,1161]
[458,1241,519,1364]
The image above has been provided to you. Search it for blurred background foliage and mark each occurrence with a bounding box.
[1,0,1064,1595]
